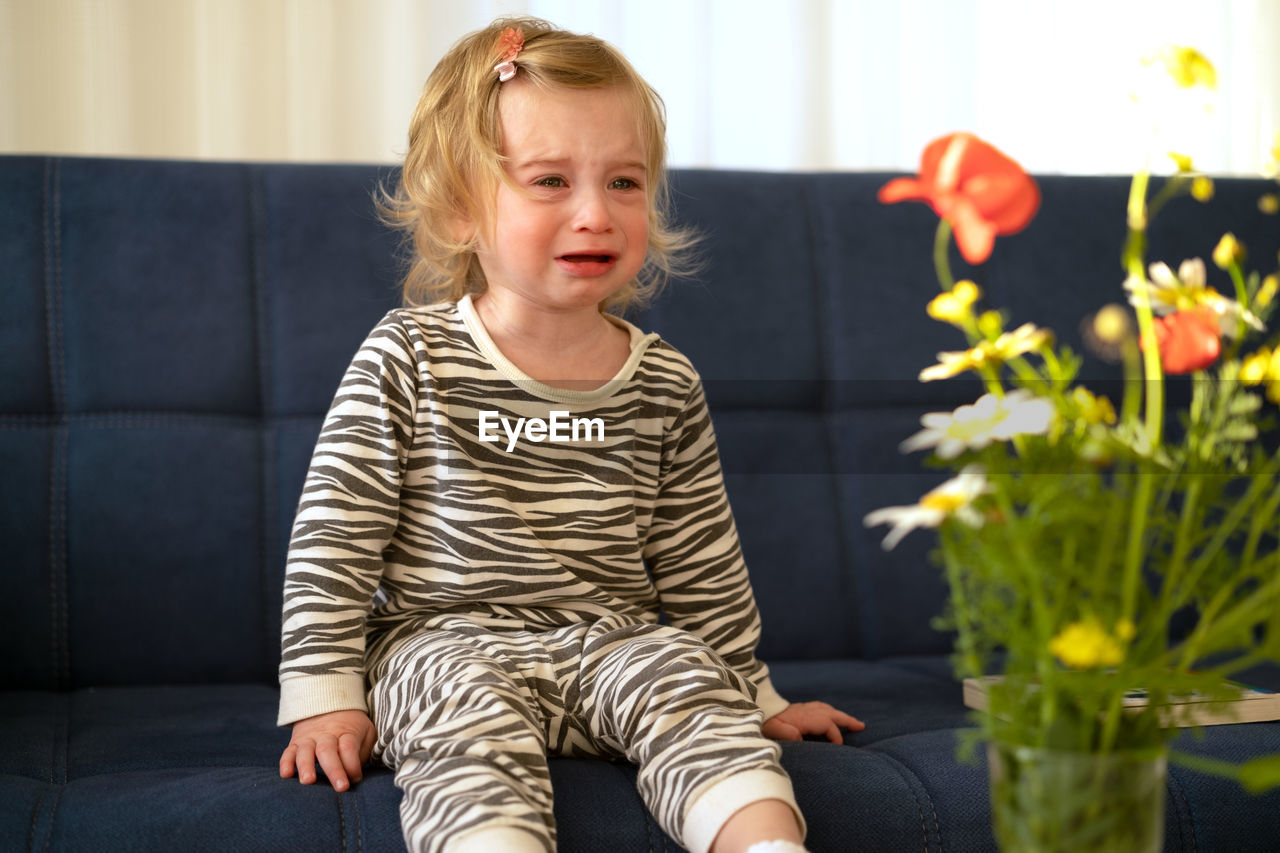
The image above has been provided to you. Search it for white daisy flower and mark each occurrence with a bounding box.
[900,390,1055,459]
[919,323,1052,382]
[863,466,992,550]
[1124,258,1264,338]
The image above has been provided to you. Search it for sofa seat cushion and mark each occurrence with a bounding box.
[0,667,993,852]
[3,685,401,852]
[7,662,1280,851]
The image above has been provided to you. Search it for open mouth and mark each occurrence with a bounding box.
[559,254,615,264]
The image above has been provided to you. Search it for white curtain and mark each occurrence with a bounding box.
[2,0,1277,174]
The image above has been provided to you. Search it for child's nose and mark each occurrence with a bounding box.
[571,188,613,233]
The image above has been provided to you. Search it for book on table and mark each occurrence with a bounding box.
[963,676,1280,727]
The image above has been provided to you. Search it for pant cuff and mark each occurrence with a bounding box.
[446,824,547,853]
[681,769,804,853]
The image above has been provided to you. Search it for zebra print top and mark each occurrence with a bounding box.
[277,295,788,726]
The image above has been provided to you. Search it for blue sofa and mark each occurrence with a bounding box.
[4,154,1280,852]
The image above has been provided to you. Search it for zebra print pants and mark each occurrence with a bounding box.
[366,612,798,853]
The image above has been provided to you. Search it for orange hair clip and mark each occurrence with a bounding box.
[494,27,525,82]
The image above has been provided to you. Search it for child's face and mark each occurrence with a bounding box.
[474,82,650,314]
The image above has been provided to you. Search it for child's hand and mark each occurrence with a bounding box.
[280,709,377,792]
[762,702,865,745]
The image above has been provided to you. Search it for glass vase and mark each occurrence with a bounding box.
[987,740,1167,853]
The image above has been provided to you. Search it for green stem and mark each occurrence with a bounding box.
[1105,166,1163,754]
[1172,562,1280,670]
[991,487,1057,743]
[1170,478,1202,573]
[1242,458,1280,575]
[1226,263,1251,358]
[940,531,983,679]
[934,219,956,292]
[1119,338,1143,429]
[1119,166,1160,619]
[1175,464,1280,603]
[1125,169,1164,448]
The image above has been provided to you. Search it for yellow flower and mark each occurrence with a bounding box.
[977,311,1005,339]
[1146,45,1217,90]
[1240,348,1280,405]
[1165,154,1212,199]
[1240,348,1272,385]
[1050,619,1129,669]
[953,279,981,304]
[927,280,982,326]
[1258,274,1279,308]
[1091,304,1134,346]
[919,349,989,382]
[1260,194,1279,215]
[919,323,1052,382]
[1072,387,1117,426]
[995,323,1053,356]
[1191,176,1214,202]
[1213,233,1245,269]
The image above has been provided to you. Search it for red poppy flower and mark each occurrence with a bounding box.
[879,132,1041,264]
[1142,307,1221,374]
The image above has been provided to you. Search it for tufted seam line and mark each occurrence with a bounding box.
[246,165,281,684]
[42,157,66,413]
[800,179,862,661]
[335,789,348,853]
[52,686,68,785]
[42,158,71,692]
[352,791,364,853]
[1166,764,1199,853]
[26,785,46,853]
[866,748,944,852]
[38,786,63,853]
[29,695,70,852]
[48,426,69,691]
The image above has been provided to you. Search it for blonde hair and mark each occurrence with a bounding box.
[380,16,698,314]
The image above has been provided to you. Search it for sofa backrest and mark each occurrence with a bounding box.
[3,155,1276,689]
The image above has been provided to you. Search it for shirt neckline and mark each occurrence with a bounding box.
[456,294,659,404]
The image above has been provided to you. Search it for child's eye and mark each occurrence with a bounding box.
[610,178,641,191]
[534,176,567,188]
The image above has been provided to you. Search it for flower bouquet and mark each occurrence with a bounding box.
[864,46,1280,851]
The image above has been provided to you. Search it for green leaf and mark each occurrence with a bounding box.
[1239,755,1280,794]
[1229,393,1262,416]
[1221,422,1259,442]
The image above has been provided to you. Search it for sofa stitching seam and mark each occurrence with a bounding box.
[38,787,62,853]
[1166,764,1198,853]
[353,793,364,853]
[26,786,45,853]
[800,178,862,660]
[246,165,280,684]
[42,158,70,692]
[43,157,66,413]
[866,749,942,852]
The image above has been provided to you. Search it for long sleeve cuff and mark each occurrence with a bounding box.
[277,673,368,726]
[754,675,790,720]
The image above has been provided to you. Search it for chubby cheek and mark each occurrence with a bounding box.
[620,204,650,254]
